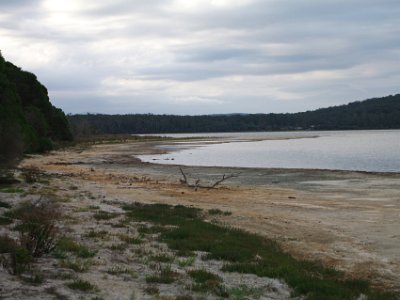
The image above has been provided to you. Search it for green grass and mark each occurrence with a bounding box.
[177,256,196,267]
[109,243,128,252]
[188,269,227,296]
[229,285,263,300]
[148,254,175,263]
[123,202,201,225]
[137,224,167,235]
[85,230,109,239]
[145,265,178,284]
[0,187,24,193]
[107,266,137,278]
[55,237,96,258]
[208,208,232,216]
[93,211,119,221]
[67,279,97,291]
[60,258,93,272]
[21,271,45,285]
[118,234,142,244]
[123,202,397,300]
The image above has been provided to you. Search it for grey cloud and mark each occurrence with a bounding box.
[1,0,400,114]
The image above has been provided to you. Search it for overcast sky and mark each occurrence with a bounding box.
[1,0,399,115]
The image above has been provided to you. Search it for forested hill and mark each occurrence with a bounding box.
[0,52,72,166]
[69,94,400,135]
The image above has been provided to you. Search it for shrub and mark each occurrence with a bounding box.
[67,279,97,291]
[13,199,60,257]
[21,166,40,183]
[146,266,178,284]
[55,237,96,258]
[0,236,33,275]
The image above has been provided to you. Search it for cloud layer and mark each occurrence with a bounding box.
[1,0,399,114]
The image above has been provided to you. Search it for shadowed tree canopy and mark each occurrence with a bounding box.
[69,94,400,136]
[0,51,72,167]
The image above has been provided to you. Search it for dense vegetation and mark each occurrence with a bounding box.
[0,52,72,167]
[69,94,400,135]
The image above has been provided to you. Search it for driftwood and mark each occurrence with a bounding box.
[179,167,240,190]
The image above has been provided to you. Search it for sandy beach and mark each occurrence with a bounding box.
[18,140,400,293]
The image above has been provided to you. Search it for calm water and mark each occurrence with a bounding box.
[138,130,400,173]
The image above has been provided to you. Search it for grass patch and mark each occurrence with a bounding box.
[188,269,227,296]
[0,187,24,193]
[229,285,263,300]
[21,271,45,285]
[124,202,397,300]
[118,234,142,244]
[144,286,159,295]
[146,265,178,284]
[123,202,200,225]
[60,258,93,272]
[55,237,96,258]
[137,224,167,235]
[107,266,137,278]
[85,230,109,239]
[67,279,96,291]
[93,211,119,221]
[109,243,128,252]
[177,256,195,268]
[208,208,231,216]
[148,254,175,263]
[0,235,33,275]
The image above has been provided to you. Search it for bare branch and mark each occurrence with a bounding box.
[210,173,240,188]
[178,167,240,190]
[179,167,188,184]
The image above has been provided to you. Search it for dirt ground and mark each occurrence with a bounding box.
[20,141,400,293]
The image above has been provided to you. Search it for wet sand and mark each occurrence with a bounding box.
[21,141,400,292]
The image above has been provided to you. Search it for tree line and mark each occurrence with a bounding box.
[68,94,400,136]
[0,52,72,168]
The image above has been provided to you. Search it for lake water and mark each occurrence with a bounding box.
[137,130,400,173]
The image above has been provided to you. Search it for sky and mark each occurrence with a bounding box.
[1,0,399,115]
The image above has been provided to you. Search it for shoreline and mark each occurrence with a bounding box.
[136,132,400,174]
[1,139,397,298]
[21,141,400,289]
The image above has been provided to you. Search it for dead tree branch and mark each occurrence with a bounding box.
[179,167,240,190]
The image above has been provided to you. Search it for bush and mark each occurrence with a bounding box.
[0,235,33,275]
[37,137,53,153]
[13,199,60,257]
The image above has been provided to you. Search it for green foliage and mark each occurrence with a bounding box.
[93,210,119,221]
[208,208,232,216]
[0,53,72,167]
[66,279,97,291]
[124,202,397,300]
[0,187,24,193]
[0,235,33,275]
[55,237,96,258]
[177,256,195,267]
[68,94,400,135]
[122,202,200,225]
[13,201,60,257]
[60,258,93,272]
[145,265,178,284]
[229,285,263,300]
[148,254,175,263]
[189,269,227,296]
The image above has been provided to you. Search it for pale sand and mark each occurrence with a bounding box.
[20,141,400,292]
